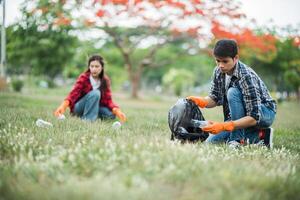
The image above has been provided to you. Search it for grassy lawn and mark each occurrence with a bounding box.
[0,89,300,200]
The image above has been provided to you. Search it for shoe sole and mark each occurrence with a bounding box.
[263,128,273,149]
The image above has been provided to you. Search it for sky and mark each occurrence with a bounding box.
[4,0,300,28]
[240,0,300,27]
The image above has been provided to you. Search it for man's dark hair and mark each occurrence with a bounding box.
[213,39,238,59]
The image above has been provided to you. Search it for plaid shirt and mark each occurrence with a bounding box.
[209,61,276,123]
[66,71,119,113]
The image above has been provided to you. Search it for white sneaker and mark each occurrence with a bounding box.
[228,140,241,149]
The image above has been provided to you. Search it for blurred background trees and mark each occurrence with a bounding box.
[7,24,78,78]
[4,0,300,100]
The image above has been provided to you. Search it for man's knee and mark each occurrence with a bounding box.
[227,87,242,102]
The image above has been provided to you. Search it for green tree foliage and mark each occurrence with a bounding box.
[62,40,100,79]
[23,0,247,98]
[6,24,78,78]
[162,68,195,96]
[246,36,300,97]
[6,0,78,79]
[275,38,300,94]
[143,42,215,88]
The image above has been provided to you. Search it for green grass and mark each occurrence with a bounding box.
[0,90,300,200]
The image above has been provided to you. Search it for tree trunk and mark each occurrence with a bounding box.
[131,75,139,99]
[130,70,143,99]
[127,64,142,99]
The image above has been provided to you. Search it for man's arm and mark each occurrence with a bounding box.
[187,96,217,108]
[232,116,257,129]
[204,96,217,108]
[202,116,257,134]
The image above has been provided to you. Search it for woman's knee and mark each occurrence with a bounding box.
[88,90,101,100]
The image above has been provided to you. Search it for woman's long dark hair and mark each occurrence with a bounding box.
[88,55,107,90]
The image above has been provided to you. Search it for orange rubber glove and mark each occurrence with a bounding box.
[54,100,69,117]
[186,96,209,108]
[202,121,235,134]
[112,108,127,123]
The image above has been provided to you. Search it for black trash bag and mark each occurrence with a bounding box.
[168,98,209,142]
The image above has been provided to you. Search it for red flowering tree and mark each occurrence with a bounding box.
[27,0,252,98]
[211,21,278,62]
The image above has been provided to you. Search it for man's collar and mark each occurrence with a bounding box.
[231,61,241,79]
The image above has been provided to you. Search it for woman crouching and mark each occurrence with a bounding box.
[54,55,126,122]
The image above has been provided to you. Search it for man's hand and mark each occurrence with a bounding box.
[112,108,127,123]
[186,96,209,108]
[202,121,235,134]
[54,100,69,117]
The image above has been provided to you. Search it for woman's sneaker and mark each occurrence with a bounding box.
[258,128,274,149]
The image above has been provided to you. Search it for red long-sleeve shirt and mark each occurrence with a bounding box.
[66,71,119,113]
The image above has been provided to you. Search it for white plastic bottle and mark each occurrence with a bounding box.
[112,121,122,130]
[36,119,53,128]
[190,119,208,128]
[57,114,66,120]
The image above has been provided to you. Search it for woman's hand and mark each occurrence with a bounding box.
[54,100,69,117]
[112,108,127,123]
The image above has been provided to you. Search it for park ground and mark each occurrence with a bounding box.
[0,86,300,200]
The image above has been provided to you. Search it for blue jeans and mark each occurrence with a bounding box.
[205,87,276,144]
[74,90,116,121]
